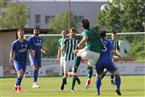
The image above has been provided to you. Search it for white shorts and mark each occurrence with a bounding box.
[78,48,100,67]
[60,57,65,68]
[64,60,74,73]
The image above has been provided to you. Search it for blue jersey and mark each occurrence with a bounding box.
[11,39,30,63]
[28,36,43,56]
[97,39,114,64]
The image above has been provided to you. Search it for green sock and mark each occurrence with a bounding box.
[71,76,76,90]
[87,68,93,79]
[74,56,81,73]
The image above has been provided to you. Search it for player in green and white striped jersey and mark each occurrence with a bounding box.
[60,28,80,91]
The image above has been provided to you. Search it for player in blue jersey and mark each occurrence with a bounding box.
[9,28,35,93]
[28,28,47,88]
[101,32,120,85]
[95,29,122,95]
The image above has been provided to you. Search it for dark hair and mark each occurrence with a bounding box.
[70,28,77,33]
[99,29,106,38]
[112,32,116,34]
[17,28,24,32]
[81,19,90,29]
[34,27,40,30]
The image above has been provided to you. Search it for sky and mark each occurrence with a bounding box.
[16,0,108,2]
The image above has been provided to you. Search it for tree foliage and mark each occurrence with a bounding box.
[95,0,145,58]
[48,11,77,34]
[0,2,30,29]
[42,11,77,57]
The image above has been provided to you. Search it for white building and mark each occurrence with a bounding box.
[18,0,107,32]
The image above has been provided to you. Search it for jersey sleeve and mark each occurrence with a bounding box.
[27,40,31,49]
[63,39,68,47]
[58,39,61,47]
[82,30,88,37]
[11,42,16,51]
[28,37,34,50]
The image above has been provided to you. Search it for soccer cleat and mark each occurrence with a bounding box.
[13,86,17,92]
[32,83,40,88]
[17,87,21,93]
[111,80,116,85]
[85,79,91,89]
[116,89,122,95]
[97,92,100,95]
[71,89,75,92]
[60,83,65,90]
[76,77,81,85]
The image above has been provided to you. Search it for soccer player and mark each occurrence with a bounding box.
[55,30,67,84]
[73,19,102,89]
[95,29,122,95]
[101,32,120,85]
[60,28,80,91]
[28,28,47,88]
[9,28,35,93]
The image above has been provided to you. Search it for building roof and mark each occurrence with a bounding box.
[0,28,53,34]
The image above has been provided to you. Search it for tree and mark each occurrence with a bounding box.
[42,11,77,57]
[48,11,77,33]
[95,0,145,58]
[0,2,30,29]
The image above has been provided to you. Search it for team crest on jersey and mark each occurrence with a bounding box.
[25,44,28,48]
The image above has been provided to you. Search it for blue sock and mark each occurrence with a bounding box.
[33,69,38,83]
[96,77,101,94]
[115,75,121,90]
[16,76,23,87]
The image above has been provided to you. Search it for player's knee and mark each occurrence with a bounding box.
[113,69,120,76]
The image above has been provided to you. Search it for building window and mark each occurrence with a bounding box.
[45,16,51,24]
[45,15,55,24]
[35,15,40,23]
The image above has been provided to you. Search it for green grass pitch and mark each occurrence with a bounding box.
[0,76,145,97]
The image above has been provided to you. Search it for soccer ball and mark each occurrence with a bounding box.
[100,4,110,13]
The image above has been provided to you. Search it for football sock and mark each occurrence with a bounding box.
[16,76,23,87]
[73,56,81,73]
[33,69,38,83]
[87,68,93,79]
[111,73,114,80]
[115,75,121,90]
[96,77,101,94]
[101,72,107,79]
[71,76,76,90]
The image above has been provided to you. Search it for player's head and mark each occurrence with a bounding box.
[17,28,25,39]
[61,30,67,38]
[81,19,90,29]
[69,28,76,38]
[99,29,106,39]
[33,27,40,36]
[111,32,117,40]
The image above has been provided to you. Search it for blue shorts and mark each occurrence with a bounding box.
[29,54,41,67]
[14,60,26,72]
[95,62,118,75]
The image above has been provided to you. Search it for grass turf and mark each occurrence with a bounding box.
[0,75,145,97]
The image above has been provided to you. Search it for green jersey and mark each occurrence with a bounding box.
[82,29,102,53]
[58,38,65,57]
